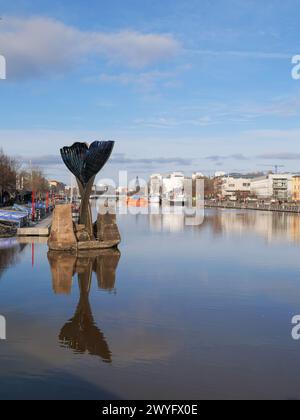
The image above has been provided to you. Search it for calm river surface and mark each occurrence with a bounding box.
[1,208,300,400]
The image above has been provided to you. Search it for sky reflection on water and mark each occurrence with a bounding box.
[0,209,300,400]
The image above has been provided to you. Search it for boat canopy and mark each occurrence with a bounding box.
[0,210,28,227]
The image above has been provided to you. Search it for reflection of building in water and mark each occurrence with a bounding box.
[149,212,185,233]
[149,214,162,232]
[163,213,185,232]
[47,249,120,363]
[206,210,300,244]
[291,216,300,243]
[149,208,202,233]
[149,208,300,243]
[0,239,27,280]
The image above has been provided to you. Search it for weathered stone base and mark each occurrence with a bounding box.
[94,213,121,244]
[48,204,121,251]
[78,239,120,250]
[48,204,77,251]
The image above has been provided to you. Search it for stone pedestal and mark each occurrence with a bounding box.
[48,204,121,251]
[48,204,77,251]
[93,213,121,249]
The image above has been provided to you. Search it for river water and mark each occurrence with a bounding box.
[1,208,300,400]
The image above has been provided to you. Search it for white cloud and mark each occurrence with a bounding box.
[175,94,300,127]
[133,115,213,127]
[86,63,192,92]
[88,70,176,92]
[0,16,181,79]
[189,49,291,60]
[256,153,300,160]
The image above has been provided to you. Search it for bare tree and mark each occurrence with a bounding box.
[18,166,49,193]
[0,148,17,204]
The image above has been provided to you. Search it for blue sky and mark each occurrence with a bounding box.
[0,0,300,182]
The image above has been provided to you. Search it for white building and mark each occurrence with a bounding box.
[149,174,162,196]
[215,171,226,178]
[250,174,293,201]
[221,176,251,198]
[192,172,205,179]
[162,172,185,196]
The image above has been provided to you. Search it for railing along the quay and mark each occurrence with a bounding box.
[204,201,300,213]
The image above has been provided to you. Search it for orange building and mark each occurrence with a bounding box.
[127,195,148,207]
[292,175,300,202]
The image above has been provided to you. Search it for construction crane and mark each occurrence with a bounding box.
[259,164,285,174]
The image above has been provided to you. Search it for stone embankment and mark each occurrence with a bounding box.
[0,223,16,238]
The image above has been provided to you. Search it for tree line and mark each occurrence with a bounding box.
[0,148,49,205]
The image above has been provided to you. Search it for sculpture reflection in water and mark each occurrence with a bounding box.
[48,249,121,363]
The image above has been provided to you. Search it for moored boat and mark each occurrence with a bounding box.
[127,195,148,207]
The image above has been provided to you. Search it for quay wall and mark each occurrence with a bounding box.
[205,200,300,214]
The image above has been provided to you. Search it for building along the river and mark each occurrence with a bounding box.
[149,174,162,197]
[250,174,293,201]
[221,175,251,199]
[292,175,300,202]
[162,172,185,196]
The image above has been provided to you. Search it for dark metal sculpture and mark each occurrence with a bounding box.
[60,141,114,236]
[60,141,114,188]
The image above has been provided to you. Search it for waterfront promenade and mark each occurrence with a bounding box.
[17,213,53,237]
[205,200,300,213]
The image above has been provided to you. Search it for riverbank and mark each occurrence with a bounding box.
[0,223,17,238]
[17,213,53,237]
[205,200,300,213]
